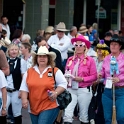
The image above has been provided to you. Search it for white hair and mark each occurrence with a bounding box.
[21,34,31,42]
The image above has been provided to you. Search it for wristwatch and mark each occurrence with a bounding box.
[2,107,7,111]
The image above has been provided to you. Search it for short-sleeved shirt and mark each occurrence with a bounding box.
[0,70,7,98]
[20,65,67,115]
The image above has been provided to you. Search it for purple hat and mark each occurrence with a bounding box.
[71,35,91,49]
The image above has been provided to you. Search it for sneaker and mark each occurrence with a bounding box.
[90,119,95,124]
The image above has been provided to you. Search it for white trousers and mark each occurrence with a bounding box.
[63,88,92,123]
[7,91,22,117]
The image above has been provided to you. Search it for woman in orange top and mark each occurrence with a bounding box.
[20,46,67,124]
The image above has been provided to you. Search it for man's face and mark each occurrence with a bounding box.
[104,36,112,41]
[57,30,65,39]
[1,17,8,25]
[38,40,49,48]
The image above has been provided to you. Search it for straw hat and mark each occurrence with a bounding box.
[45,26,54,33]
[56,22,69,32]
[71,35,91,49]
[79,26,88,33]
[37,46,56,60]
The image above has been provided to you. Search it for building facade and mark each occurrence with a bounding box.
[0,0,123,40]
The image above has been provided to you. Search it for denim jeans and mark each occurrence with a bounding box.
[102,88,124,124]
[30,107,59,124]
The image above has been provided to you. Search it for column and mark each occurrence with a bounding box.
[117,0,121,30]
[41,0,49,30]
[55,0,74,29]
[0,0,3,18]
[83,0,87,25]
[24,0,42,41]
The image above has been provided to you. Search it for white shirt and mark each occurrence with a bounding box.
[21,55,33,70]
[20,65,67,92]
[0,23,10,39]
[67,33,75,51]
[47,34,71,61]
[0,70,7,98]
[6,58,27,89]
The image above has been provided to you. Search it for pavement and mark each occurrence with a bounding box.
[21,108,81,124]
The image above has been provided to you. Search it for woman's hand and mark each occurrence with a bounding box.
[18,91,21,99]
[98,73,102,79]
[112,77,120,84]
[22,99,28,109]
[1,109,7,116]
[49,91,58,101]
[73,76,83,82]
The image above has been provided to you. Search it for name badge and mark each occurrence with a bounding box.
[48,72,53,77]
[72,81,78,90]
[105,78,112,89]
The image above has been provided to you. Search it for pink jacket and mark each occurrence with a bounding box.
[65,54,97,88]
[101,52,124,86]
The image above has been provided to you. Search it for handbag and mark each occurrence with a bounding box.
[53,68,72,110]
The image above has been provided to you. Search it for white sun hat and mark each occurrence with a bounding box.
[37,46,56,60]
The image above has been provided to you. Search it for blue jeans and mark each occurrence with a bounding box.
[30,107,59,124]
[102,88,124,124]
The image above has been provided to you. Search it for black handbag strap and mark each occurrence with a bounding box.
[52,68,57,87]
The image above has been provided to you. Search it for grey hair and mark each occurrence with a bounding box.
[21,34,31,42]
[70,26,77,31]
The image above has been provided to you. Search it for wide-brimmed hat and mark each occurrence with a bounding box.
[71,35,91,49]
[56,22,69,32]
[37,46,56,60]
[78,26,88,34]
[105,34,124,49]
[96,40,109,50]
[45,26,54,33]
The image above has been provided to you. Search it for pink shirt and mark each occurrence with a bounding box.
[66,54,97,88]
[101,52,124,86]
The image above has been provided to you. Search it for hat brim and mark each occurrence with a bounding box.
[79,29,88,33]
[71,38,91,49]
[57,29,69,32]
[36,52,56,60]
[96,46,109,50]
[104,40,124,50]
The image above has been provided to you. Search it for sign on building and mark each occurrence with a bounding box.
[95,7,106,19]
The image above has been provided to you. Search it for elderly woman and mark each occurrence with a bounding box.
[6,43,27,124]
[63,35,97,124]
[99,35,124,124]
[20,46,67,124]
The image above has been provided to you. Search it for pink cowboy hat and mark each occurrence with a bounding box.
[71,35,91,49]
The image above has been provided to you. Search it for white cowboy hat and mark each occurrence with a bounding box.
[37,46,56,60]
[56,22,69,32]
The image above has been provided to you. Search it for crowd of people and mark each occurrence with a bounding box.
[0,15,124,124]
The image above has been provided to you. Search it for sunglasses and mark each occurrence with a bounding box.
[110,38,120,41]
[57,30,64,33]
[74,43,85,47]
